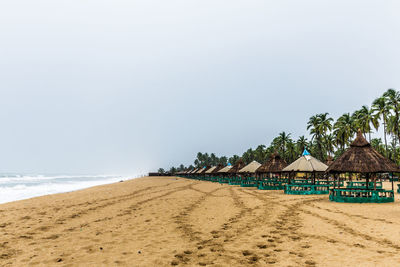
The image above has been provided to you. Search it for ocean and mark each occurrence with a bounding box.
[0,174,133,204]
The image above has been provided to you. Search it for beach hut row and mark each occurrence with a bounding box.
[177,130,399,204]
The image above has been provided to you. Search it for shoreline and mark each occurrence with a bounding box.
[0,175,137,205]
[1,176,400,266]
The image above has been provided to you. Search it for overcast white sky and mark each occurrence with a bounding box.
[0,0,399,174]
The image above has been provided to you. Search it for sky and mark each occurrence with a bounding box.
[0,0,399,174]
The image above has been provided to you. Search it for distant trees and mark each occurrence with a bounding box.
[159,88,400,172]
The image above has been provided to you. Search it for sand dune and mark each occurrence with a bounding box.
[1,177,400,266]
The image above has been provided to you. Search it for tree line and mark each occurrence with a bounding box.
[159,89,400,174]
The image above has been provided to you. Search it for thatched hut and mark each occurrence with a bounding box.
[206,164,224,182]
[327,130,399,203]
[239,161,261,174]
[218,165,232,173]
[217,164,233,184]
[238,161,261,187]
[256,152,287,175]
[197,166,211,180]
[282,150,330,195]
[256,152,288,190]
[188,168,199,179]
[226,159,246,185]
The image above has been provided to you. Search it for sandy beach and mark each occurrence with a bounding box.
[1,177,400,266]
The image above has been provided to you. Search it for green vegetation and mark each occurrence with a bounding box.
[163,89,400,174]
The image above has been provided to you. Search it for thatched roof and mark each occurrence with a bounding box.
[218,165,232,173]
[211,164,224,174]
[326,130,400,173]
[191,168,200,174]
[228,159,246,174]
[195,167,206,174]
[282,154,328,172]
[205,166,217,174]
[198,166,211,174]
[238,161,261,173]
[256,152,287,173]
[326,156,334,166]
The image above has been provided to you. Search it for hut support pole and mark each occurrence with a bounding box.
[333,174,336,189]
[391,172,394,191]
[366,173,369,190]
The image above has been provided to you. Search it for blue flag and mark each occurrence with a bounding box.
[302,149,310,156]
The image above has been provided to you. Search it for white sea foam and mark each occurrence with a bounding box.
[0,174,135,204]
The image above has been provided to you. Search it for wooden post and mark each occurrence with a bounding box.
[366,173,369,190]
[391,172,394,191]
[373,174,377,191]
[333,173,336,189]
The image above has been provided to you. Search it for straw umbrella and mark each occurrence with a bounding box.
[327,130,399,203]
[282,150,329,194]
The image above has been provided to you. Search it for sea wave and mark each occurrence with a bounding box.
[0,174,134,204]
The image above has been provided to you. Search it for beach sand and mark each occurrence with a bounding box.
[1,176,400,266]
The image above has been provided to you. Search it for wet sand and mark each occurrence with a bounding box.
[1,176,400,266]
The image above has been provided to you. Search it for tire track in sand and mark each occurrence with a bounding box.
[242,190,322,266]
[173,186,281,266]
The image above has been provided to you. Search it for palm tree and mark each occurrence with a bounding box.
[254,145,267,163]
[352,105,379,142]
[383,89,400,153]
[286,140,297,163]
[219,156,228,165]
[242,148,255,164]
[372,96,391,156]
[333,113,355,150]
[296,136,308,155]
[371,138,385,155]
[323,134,335,158]
[228,155,240,165]
[387,114,398,162]
[272,131,292,157]
[307,113,333,159]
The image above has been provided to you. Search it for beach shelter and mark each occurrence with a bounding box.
[206,164,224,182]
[228,159,246,174]
[283,150,329,195]
[256,152,288,190]
[188,168,199,178]
[197,166,211,180]
[256,152,287,175]
[327,130,399,203]
[226,159,246,185]
[238,160,261,174]
[282,150,328,173]
[237,161,261,187]
[217,164,234,184]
